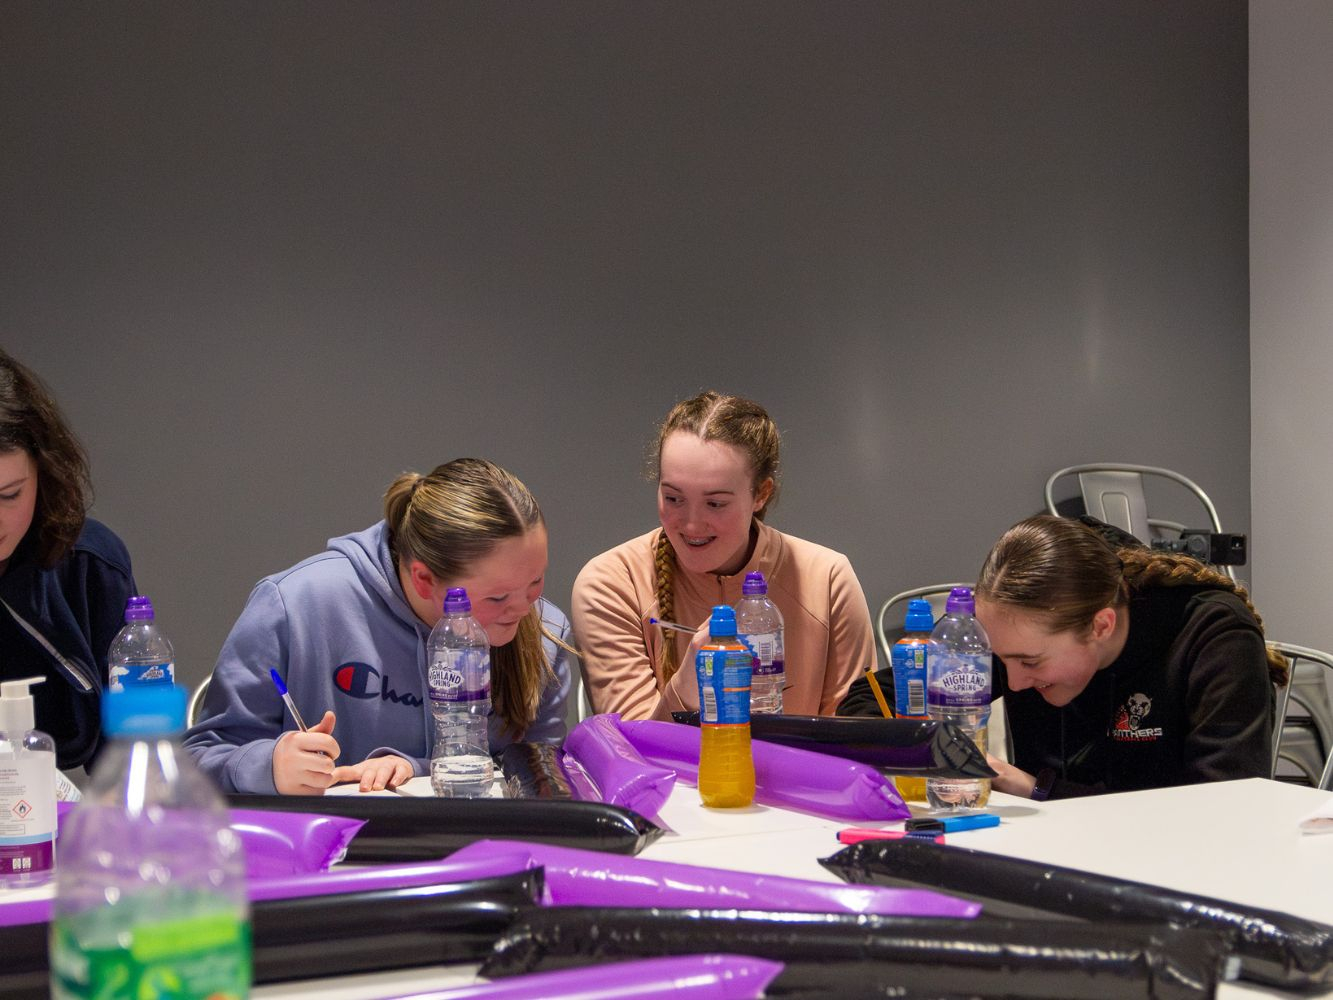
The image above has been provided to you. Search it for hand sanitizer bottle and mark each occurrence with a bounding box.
[0,676,57,886]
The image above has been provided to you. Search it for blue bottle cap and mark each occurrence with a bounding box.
[103,684,187,738]
[904,599,935,632]
[708,604,738,638]
[444,587,471,613]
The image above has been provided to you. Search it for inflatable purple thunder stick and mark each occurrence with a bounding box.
[617,718,910,821]
[561,713,676,820]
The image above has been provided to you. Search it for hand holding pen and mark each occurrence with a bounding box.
[269,668,340,795]
[268,668,414,795]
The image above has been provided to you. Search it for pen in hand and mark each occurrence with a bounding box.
[269,668,310,732]
[649,617,699,636]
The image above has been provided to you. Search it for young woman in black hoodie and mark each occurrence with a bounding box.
[0,348,136,771]
[976,514,1287,800]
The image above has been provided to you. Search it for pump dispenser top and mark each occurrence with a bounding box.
[0,676,43,736]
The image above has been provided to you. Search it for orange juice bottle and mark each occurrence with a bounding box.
[696,605,755,808]
[891,599,935,803]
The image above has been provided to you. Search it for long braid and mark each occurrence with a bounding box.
[1119,549,1289,686]
[654,531,680,684]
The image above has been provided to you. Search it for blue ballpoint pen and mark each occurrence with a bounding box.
[649,617,698,636]
[269,668,310,732]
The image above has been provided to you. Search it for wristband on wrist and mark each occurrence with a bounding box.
[1030,767,1057,801]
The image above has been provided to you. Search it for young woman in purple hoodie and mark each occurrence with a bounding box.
[185,458,573,795]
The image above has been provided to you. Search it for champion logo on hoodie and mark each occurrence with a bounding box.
[333,662,423,707]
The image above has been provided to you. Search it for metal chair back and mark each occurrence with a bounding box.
[1270,641,1333,790]
[1044,463,1234,581]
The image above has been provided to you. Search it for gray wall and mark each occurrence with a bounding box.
[2,1,1251,695]
[1251,1,1333,650]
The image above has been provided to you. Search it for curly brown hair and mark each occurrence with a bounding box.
[0,349,92,568]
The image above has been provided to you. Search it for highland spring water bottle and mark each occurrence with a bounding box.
[106,595,175,691]
[427,587,494,798]
[925,587,992,811]
[734,571,785,715]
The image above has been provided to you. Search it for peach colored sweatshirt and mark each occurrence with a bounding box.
[571,520,876,721]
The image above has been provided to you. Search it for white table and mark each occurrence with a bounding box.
[259,776,1333,998]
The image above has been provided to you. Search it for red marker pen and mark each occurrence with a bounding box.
[837,827,946,846]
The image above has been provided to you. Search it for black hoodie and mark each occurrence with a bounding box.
[0,518,135,769]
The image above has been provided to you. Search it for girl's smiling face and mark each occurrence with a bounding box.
[404,524,548,644]
[657,431,772,577]
[977,599,1122,707]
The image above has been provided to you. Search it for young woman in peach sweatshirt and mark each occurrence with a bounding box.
[571,391,876,721]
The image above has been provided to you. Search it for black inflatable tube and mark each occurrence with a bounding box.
[226,791,663,858]
[1,871,542,1000]
[480,906,1228,999]
[671,711,995,777]
[821,839,1333,991]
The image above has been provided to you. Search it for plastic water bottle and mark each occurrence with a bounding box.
[427,587,493,798]
[735,571,785,715]
[925,587,992,811]
[891,598,935,803]
[106,595,175,691]
[50,684,251,998]
[696,604,755,808]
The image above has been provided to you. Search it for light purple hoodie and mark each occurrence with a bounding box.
[183,521,571,794]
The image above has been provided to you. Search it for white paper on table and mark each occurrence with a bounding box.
[1297,794,1333,834]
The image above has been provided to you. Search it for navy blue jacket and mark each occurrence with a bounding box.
[0,519,136,769]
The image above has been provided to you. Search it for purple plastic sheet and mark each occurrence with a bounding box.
[447,839,978,918]
[56,800,364,880]
[618,719,910,822]
[385,954,783,1000]
[0,896,48,928]
[229,808,364,878]
[562,714,676,820]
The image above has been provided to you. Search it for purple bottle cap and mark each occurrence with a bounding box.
[945,587,975,615]
[742,571,767,596]
[124,595,155,622]
[443,587,471,613]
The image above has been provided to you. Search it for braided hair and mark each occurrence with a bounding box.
[977,514,1287,686]
[654,531,682,683]
[1120,548,1287,684]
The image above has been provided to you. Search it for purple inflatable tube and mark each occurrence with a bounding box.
[616,718,910,821]
[383,954,783,1000]
[561,714,676,819]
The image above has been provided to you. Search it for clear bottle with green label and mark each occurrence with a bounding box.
[50,684,251,999]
